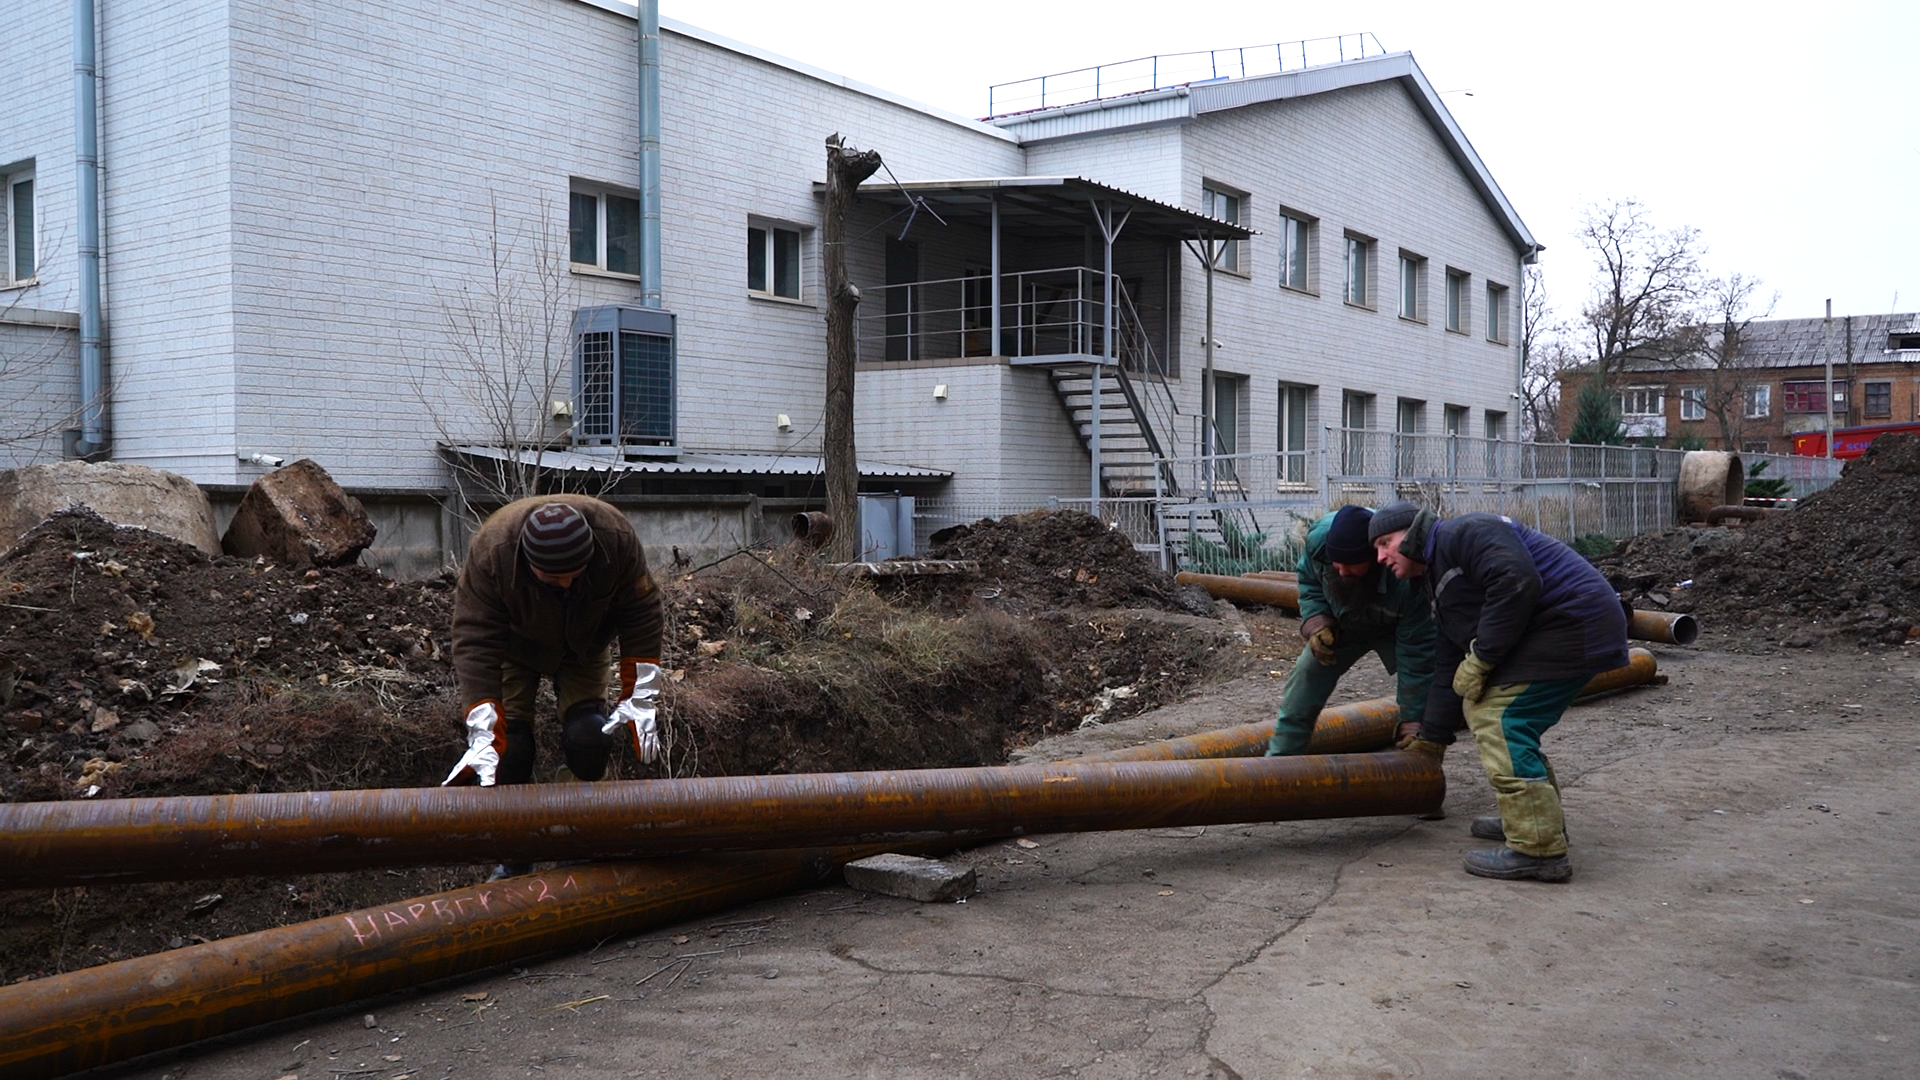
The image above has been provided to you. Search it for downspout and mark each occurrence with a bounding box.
[637,0,661,308]
[71,0,107,457]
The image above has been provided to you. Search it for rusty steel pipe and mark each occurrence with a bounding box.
[1628,609,1699,646]
[1244,570,1298,581]
[0,753,1444,890]
[0,850,868,1080]
[1176,570,1298,609]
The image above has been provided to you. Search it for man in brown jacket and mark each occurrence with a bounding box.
[444,496,665,797]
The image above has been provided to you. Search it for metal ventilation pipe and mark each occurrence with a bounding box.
[70,0,107,457]
[637,0,661,308]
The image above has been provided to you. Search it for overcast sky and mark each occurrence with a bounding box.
[666,0,1916,329]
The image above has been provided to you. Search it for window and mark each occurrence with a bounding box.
[1485,282,1508,343]
[1395,398,1423,474]
[1343,234,1373,307]
[1679,386,1706,421]
[1782,379,1846,413]
[1399,253,1425,320]
[1341,390,1373,473]
[569,184,640,276]
[1278,383,1311,483]
[1740,439,1771,454]
[1445,269,1469,332]
[1865,380,1892,418]
[1211,374,1245,457]
[1201,185,1242,273]
[1444,404,1467,436]
[1483,410,1507,474]
[747,221,804,300]
[1744,384,1771,418]
[4,163,33,285]
[1614,386,1663,417]
[1277,209,1314,291]
[1891,333,1920,351]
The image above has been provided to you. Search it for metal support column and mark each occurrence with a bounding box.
[1088,199,1133,516]
[990,196,1001,357]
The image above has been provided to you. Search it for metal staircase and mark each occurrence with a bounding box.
[1031,280,1183,497]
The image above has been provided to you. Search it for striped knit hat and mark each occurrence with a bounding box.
[520,503,595,574]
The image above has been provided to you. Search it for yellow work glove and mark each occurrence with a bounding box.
[1396,734,1447,761]
[1452,644,1495,703]
[1301,614,1339,667]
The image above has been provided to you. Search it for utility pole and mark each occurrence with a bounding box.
[823,134,883,561]
[1823,299,1834,460]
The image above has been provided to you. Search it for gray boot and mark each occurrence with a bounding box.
[1463,847,1572,883]
[1470,816,1506,841]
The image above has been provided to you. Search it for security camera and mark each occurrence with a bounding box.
[240,452,285,468]
[1509,392,1522,399]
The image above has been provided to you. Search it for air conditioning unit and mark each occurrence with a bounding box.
[571,304,676,449]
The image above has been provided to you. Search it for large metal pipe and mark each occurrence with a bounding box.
[71,0,107,456]
[0,753,1444,890]
[1244,570,1298,581]
[1625,606,1699,646]
[1177,570,1298,609]
[0,849,865,1080]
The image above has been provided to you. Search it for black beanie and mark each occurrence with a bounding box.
[521,503,596,574]
[1367,500,1422,543]
[1323,505,1374,564]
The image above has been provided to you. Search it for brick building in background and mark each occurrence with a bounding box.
[1555,313,1920,453]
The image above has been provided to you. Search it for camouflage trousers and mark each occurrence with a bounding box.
[1463,676,1586,857]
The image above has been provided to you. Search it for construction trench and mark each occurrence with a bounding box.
[0,653,1661,1080]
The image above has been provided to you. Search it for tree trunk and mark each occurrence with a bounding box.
[823,135,884,562]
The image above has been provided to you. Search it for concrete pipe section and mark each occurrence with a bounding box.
[0,751,1445,891]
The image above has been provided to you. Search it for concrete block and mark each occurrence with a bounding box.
[843,853,979,903]
[221,459,377,567]
[0,461,220,554]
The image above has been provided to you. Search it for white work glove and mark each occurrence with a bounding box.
[606,661,662,764]
[443,700,503,786]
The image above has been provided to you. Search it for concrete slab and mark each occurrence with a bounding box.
[844,853,979,902]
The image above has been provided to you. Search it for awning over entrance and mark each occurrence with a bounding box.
[837,175,1254,242]
[448,445,951,479]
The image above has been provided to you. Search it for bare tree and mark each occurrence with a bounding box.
[411,196,586,532]
[1578,198,1709,377]
[822,134,883,562]
[1519,264,1580,440]
[1690,273,1779,450]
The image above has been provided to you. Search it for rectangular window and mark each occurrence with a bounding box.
[1399,253,1425,320]
[1782,380,1831,413]
[1341,390,1373,474]
[748,221,804,300]
[4,164,34,284]
[1740,439,1771,454]
[1679,386,1706,421]
[1202,185,1242,273]
[1445,269,1468,332]
[1485,282,1508,343]
[568,183,640,276]
[1483,410,1507,473]
[1614,386,1663,416]
[1343,234,1372,307]
[1865,380,1892,418]
[1278,210,1313,291]
[1278,383,1311,484]
[1745,384,1771,418]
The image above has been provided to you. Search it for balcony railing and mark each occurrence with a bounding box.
[987,34,1387,117]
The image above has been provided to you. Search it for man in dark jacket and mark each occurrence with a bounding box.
[1266,505,1435,755]
[1370,501,1628,883]
[445,496,666,802]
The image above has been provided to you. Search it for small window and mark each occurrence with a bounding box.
[1445,269,1469,333]
[4,163,34,285]
[1343,234,1373,308]
[1782,380,1838,413]
[1398,253,1425,321]
[1278,209,1314,291]
[1890,333,1920,351]
[1614,386,1663,417]
[1744,384,1771,418]
[1679,386,1706,421]
[568,183,640,276]
[1341,391,1374,474]
[1202,184,1242,273]
[747,221,804,300]
[1740,439,1771,454]
[1485,282,1508,343]
[1483,410,1507,473]
[1865,380,1892,418]
[1444,404,1468,436]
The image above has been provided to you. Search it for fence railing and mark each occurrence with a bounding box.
[855,266,1169,374]
[987,34,1387,117]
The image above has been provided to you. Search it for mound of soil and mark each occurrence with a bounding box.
[926,509,1216,616]
[1593,433,1920,649]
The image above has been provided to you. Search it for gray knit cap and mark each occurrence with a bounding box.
[1366,500,1422,543]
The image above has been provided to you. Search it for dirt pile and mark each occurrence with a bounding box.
[1593,434,1920,649]
[926,509,1216,615]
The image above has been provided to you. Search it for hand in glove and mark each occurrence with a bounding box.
[1395,733,1447,761]
[443,700,504,786]
[606,658,663,764]
[1451,643,1495,703]
[1300,614,1340,667]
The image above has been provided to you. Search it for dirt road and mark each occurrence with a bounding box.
[105,642,1917,1079]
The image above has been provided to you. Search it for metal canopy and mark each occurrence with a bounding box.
[841,176,1254,243]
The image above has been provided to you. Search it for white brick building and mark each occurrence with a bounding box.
[1,1,1537,571]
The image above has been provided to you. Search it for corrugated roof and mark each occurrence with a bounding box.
[1610,312,1920,372]
[449,446,951,479]
[844,175,1253,242]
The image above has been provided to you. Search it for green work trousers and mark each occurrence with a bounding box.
[496,647,613,785]
[1267,628,1402,756]
[1463,676,1585,857]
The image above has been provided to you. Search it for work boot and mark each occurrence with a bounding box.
[1463,847,1572,883]
[487,862,534,882]
[1470,816,1506,841]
